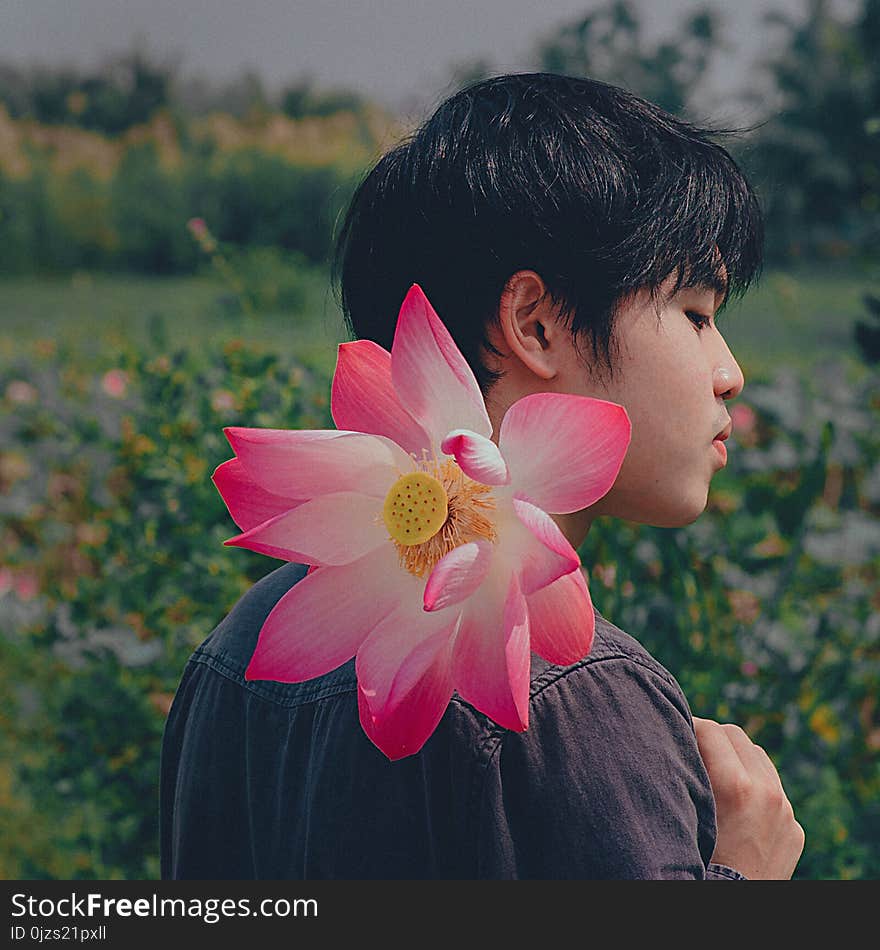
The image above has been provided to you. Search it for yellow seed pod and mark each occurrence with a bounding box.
[383,472,448,546]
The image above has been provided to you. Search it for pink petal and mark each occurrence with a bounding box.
[452,566,530,732]
[224,491,388,565]
[391,284,492,447]
[224,427,413,500]
[526,567,595,665]
[212,457,306,532]
[246,544,414,683]
[331,340,432,457]
[356,602,457,710]
[423,540,494,612]
[499,393,631,514]
[357,629,455,761]
[440,429,510,486]
[491,497,580,595]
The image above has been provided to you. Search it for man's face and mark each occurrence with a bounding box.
[559,272,743,528]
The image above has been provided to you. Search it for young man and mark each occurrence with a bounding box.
[160,73,804,879]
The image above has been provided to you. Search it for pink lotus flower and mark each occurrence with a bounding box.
[213,284,631,759]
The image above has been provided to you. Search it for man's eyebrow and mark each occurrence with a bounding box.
[691,275,729,308]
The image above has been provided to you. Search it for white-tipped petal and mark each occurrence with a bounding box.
[391,285,492,446]
[441,429,510,486]
[423,540,494,612]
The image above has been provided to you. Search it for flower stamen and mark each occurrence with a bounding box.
[379,450,497,578]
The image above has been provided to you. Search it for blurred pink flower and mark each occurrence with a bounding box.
[6,380,38,404]
[211,389,238,413]
[101,369,129,399]
[592,563,617,589]
[13,570,39,601]
[731,403,757,438]
[187,217,208,239]
[48,472,81,503]
[214,284,632,759]
[740,660,759,678]
[187,217,218,253]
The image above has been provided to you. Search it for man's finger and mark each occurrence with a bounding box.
[692,717,748,790]
[748,739,787,793]
[719,722,757,768]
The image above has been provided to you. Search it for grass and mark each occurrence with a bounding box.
[0,267,349,379]
[720,259,878,381]
[0,259,877,383]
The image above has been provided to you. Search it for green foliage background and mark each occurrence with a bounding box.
[1,0,879,883]
[0,140,365,276]
[1,325,334,878]
[2,298,878,879]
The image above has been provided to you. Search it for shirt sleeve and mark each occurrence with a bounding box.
[474,655,733,879]
[706,862,748,880]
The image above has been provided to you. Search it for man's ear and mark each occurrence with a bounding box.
[495,270,563,381]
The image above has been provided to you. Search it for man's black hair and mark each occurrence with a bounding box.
[332,72,764,394]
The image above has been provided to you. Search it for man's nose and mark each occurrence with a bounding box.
[713,345,745,400]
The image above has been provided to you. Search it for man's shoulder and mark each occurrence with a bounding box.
[189,561,684,717]
[186,561,361,705]
[196,560,308,672]
[537,607,681,692]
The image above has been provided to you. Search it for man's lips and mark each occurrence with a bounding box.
[712,420,731,465]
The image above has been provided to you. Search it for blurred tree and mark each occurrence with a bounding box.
[197,150,353,265]
[0,63,31,116]
[740,0,880,262]
[17,67,81,124]
[215,69,271,120]
[280,77,369,118]
[111,143,193,273]
[0,46,173,133]
[534,0,722,117]
[84,48,172,133]
[172,69,274,120]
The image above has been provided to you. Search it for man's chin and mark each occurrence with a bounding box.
[595,481,711,529]
[633,496,709,529]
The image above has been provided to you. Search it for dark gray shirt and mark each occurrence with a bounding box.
[160,561,745,879]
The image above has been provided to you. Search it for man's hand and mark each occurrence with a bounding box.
[693,717,805,880]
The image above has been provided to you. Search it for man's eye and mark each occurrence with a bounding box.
[686,310,712,332]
